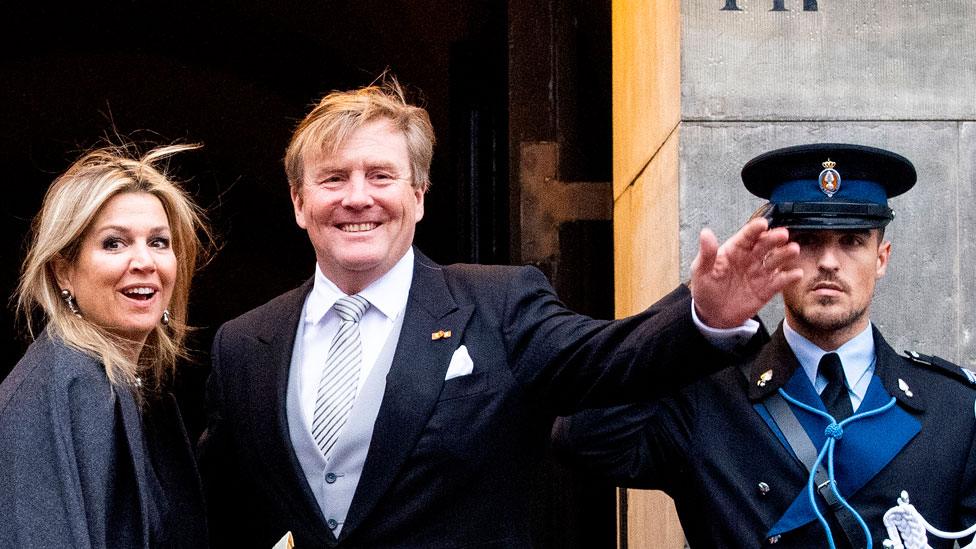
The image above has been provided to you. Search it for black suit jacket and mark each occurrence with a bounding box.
[553,325,976,548]
[199,250,724,548]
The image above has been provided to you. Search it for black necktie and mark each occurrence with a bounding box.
[819,352,853,422]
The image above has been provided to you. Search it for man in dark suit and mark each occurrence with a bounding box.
[197,78,802,548]
[553,143,976,548]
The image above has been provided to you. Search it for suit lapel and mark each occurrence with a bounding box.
[115,383,153,545]
[747,327,819,470]
[242,279,335,539]
[871,327,926,414]
[342,252,474,536]
[746,324,801,401]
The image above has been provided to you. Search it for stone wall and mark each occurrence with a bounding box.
[679,1,976,365]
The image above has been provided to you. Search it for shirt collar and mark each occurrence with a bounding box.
[304,248,415,325]
[783,319,876,386]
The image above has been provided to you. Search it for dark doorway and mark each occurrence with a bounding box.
[1,1,614,547]
[0,0,509,416]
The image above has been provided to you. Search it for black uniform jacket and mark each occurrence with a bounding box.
[0,331,208,548]
[198,249,729,548]
[553,324,976,548]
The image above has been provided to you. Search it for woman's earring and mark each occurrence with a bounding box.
[60,289,81,317]
[161,309,171,326]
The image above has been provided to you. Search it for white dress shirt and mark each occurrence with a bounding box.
[293,248,414,441]
[690,302,761,352]
[783,319,876,412]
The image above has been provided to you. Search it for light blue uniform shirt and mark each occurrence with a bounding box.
[783,320,876,412]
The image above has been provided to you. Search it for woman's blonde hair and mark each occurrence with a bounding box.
[284,75,435,194]
[16,143,211,391]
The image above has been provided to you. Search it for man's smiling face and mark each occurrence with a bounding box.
[292,118,424,294]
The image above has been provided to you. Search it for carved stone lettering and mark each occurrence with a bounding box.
[722,0,818,11]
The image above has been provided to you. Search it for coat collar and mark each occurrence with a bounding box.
[745,324,925,413]
[745,323,800,401]
[870,327,925,413]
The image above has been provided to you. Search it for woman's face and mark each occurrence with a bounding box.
[57,192,177,345]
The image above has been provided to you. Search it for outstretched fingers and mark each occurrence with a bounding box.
[691,227,720,283]
[691,219,805,328]
[751,226,793,260]
[771,266,804,291]
[720,219,778,269]
[724,218,771,254]
[751,239,803,300]
[759,241,800,273]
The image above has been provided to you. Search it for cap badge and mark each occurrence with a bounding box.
[818,158,841,198]
[757,369,773,387]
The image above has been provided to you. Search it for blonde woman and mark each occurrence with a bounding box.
[1,144,211,547]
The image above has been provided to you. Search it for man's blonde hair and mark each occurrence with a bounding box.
[17,143,211,391]
[284,76,435,193]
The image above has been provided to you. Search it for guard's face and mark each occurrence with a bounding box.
[782,229,890,344]
[292,118,424,294]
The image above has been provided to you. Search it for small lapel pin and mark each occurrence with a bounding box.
[898,378,914,398]
[431,330,452,341]
[757,369,773,387]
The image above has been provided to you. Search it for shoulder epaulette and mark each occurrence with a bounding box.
[904,350,976,385]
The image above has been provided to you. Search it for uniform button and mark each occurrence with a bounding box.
[327,518,339,530]
[325,472,338,484]
[758,482,770,495]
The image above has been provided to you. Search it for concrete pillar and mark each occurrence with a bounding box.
[612,0,684,546]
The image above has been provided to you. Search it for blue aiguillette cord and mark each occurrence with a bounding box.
[777,388,898,549]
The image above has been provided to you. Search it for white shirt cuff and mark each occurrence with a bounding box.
[691,299,760,352]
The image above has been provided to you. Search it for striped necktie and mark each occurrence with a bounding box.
[311,294,370,461]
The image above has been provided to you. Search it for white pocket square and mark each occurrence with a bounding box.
[445,345,474,380]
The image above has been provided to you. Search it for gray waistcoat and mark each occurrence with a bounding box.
[286,309,405,536]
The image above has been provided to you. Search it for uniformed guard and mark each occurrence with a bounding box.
[553,143,976,548]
